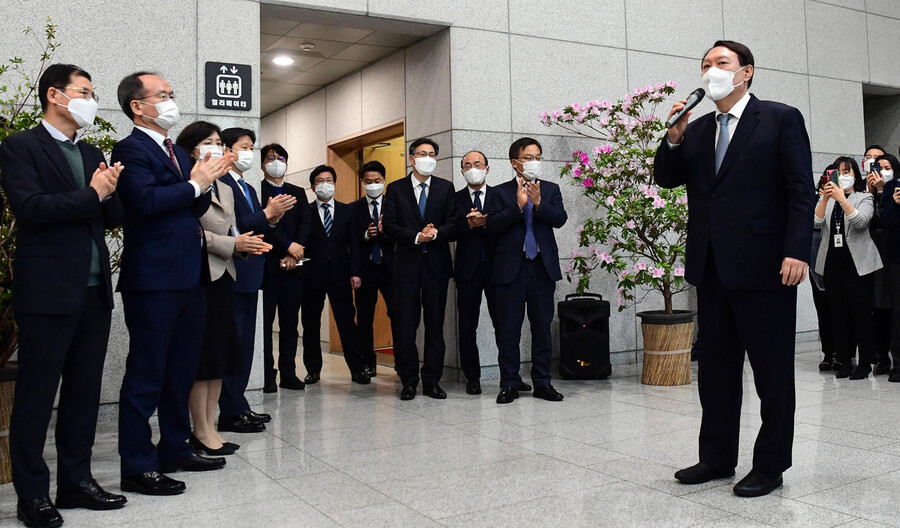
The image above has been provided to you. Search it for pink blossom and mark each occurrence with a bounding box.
[573,168,582,178]
[598,252,614,265]
[565,260,575,273]
[616,297,625,307]
[652,196,666,208]
[674,267,685,277]
[576,224,584,235]
[625,220,636,229]
[634,262,647,273]
[652,267,665,278]
[619,271,628,280]
[605,195,615,206]
[551,110,561,120]
[582,177,594,189]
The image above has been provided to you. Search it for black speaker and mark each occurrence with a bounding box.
[558,293,611,379]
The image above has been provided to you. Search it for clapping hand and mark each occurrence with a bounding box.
[235,232,271,255]
[524,180,541,208]
[466,207,487,228]
[190,151,233,189]
[264,194,296,224]
[90,161,123,200]
[418,223,437,243]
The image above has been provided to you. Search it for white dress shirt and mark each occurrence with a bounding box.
[412,175,436,244]
[136,125,202,197]
[363,195,383,240]
[41,119,77,144]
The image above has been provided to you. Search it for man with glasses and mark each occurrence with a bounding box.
[113,72,232,497]
[383,138,461,400]
[1,64,125,527]
[485,137,568,404]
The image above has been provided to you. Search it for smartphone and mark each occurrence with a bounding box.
[827,169,838,186]
[818,174,830,188]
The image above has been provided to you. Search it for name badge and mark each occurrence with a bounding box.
[834,234,844,247]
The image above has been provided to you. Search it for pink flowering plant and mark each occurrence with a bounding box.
[542,82,688,313]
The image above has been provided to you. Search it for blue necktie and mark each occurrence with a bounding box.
[474,190,485,260]
[371,199,382,264]
[418,182,427,218]
[237,179,254,211]
[524,197,538,259]
[715,113,731,174]
[322,203,332,237]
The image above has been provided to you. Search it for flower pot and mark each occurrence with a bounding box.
[637,310,696,386]
[0,363,16,485]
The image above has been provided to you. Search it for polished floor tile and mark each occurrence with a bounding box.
[2,347,899,527]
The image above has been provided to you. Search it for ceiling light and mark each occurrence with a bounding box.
[299,42,316,51]
[272,56,294,66]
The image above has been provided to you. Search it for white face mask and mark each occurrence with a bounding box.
[56,91,98,129]
[701,65,747,102]
[363,182,384,199]
[839,174,855,191]
[462,168,487,186]
[519,160,542,181]
[265,160,286,179]
[196,145,223,160]
[233,150,255,172]
[413,156,436,177]
[139,99,180,130]
[882,170,894,183]
[315,182,335,201]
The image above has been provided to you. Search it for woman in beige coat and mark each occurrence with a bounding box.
[176,122,271,454]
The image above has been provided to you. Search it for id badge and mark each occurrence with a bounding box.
[834,234,844,247]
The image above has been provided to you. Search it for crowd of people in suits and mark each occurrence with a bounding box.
[0,64,569,527]
[811,147,900,382]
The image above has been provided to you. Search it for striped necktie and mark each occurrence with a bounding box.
[322,203,332,237]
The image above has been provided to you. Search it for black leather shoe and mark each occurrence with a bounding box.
[466,379,482,395]
[17,497,63,527]
[302,373,320,385]
[835,364,852,379]
[874,362,892,376]
[850,363,871,380]
[245,410,271,424]
[263,379,277,393]
[818,360,833,372]
[399,385,416,400]
[160,453,226,473]
[423,384,447,399]
[120,471,185,496]
[189,435,238,456]
[733,469,783,497]
[674,462,735,484]
[889,368,900,382]
[533,384,564,401]
[517,382,533,392]
[496,387,519,404]
[218,414,266,433]
[281,376,307,390]
[56,479,126,511]
[832,361,843,372]
[363,366,376,378]
[351,371,371,384]
[223,442,240,451]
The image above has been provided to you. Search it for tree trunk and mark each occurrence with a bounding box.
[663,281,673,314]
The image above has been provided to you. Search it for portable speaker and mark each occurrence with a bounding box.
[558,293,611,379]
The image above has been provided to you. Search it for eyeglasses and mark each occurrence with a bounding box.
[61,86,99,103]
[265,155,286,163]
[142,91,176,102]
[519,155,542,162]
[413,151,437,159]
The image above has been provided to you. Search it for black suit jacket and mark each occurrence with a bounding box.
[485,178,567,285]
[261,180,311,279]
[305,200,362,286]
[350,195,394,278]
[0,124,123,313]
[219,174,271,293]
[654,94,815,291]
[382,174,460,283]
[112,128,211,292]
[454,186,494,282]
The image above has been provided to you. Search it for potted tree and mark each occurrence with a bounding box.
[542,82,695,385]
[0,19,120,484]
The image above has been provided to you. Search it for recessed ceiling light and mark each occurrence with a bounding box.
[272,56,294,66]
[299,42,315,51]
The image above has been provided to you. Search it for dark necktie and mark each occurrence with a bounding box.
[473,190,483,212]
[322,203,332,237]
[418,182,427,218]
[163,138,181,175]
[237,179,255,211]
[371,199,382,264]
[524,197,538,259]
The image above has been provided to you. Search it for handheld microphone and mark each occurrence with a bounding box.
[665,88,705,128]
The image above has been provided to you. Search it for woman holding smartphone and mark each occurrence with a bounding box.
[811,166,838,371]
[874,154,900,382]
[814,156,883,379]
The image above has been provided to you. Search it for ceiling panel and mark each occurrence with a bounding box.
[331,44,398,62]
[357,31,422,48]
[267,83,321,98]
[261,51,324,71]
[286,22,375,43]
[304,58,369,77]
[265,36,353,58]
[260,17,300,35]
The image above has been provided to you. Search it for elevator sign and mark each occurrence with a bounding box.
[205,62,252,111]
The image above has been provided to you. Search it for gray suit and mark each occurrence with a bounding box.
[200,180,241,281]
[814,191,883,276]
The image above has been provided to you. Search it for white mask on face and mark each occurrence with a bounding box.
[315,182,335,201]
[519,160,542,181]
[701,65,747,102]
[265,160,286,179]
[363,182,384,199]
[139,99,180,130]
[463,168,487,186]
[233,150,255,172]
[839,174,855,191]
[413,156,436,177]
[196,145,223,160]
[882,170,894,183]
[56,91,98,129]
